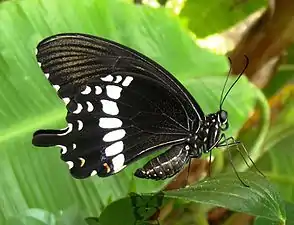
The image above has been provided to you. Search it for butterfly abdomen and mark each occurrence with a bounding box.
[134,144,190,180]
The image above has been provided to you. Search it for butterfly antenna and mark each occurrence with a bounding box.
[220,55,249,109]
[220,58,233,109]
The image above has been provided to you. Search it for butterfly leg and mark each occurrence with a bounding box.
[217,134,250,187]
[217,136,265,177]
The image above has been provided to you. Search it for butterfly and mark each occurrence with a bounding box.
[32,33,247,182]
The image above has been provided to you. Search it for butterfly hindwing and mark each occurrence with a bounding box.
[32,33,205,179]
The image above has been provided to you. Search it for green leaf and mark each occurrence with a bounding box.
[100,172,285,225]
[0,0,258,224]
[6,208,56,225]
[255,201,294,225]
[256,95,294,202]
[84,217,100,225]
[179,0,265,37]
[6,207,92,225]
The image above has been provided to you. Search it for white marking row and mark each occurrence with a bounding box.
[81,86,91,95]
[66,161,74,169]
[95,86,102,95]
[106,85,122,100]
[99,118,122,128]
[58,123,73,136]
[101,75,113,82]
[53,85,60,91]
[112,154,126,172]
[101,100,119,115]
[66,155,125,174]
[57,145,67,154]
[63,97,70,105]
[101,74,133,86]
[105,141,124,156]
[57,143,77,154]
[77,120,83,131]
[71,101,95,114]
[86,101,94,112]
[91,170,97,176]
[73,103,83,114]
[122,76,133,86]
[79,157,85,167]
[114,75,122,83]
[103,129,126,142]
[81,85,103,96]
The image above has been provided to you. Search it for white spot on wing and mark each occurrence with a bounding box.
[73,103,83,114]
[101,75,113,82]
[95,86,102,95]
[103,129,126,142]
[105,141,124,156]
[101,100,119,115]
[91,170,97,176]
[81,86,91,95]
[79,157,85,167]
[99,118,122,128]
[112,154,125,172]
[53,85,60,91]
[57,145,67,154]
[122,76,133,86]
[63,97,70,105]
[73,143,76,150]
[106,85,122,99]
[66,161,74,169]
[86,101,94,112]
[37,62,41,67]
[114,75,122,83]
[58,123,73,136]
[44,73,50,78]
[77,120,83,131]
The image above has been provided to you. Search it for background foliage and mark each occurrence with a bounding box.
[0,0,293,225]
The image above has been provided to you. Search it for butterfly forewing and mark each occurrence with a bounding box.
[36,33,204,122]
[32,33,205,179]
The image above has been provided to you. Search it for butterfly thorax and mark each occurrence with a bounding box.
[135,110,229,180]
[186,110,229,158]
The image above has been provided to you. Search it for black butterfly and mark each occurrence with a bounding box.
[32,33,246,182]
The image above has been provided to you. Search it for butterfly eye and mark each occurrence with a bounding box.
[218,110,228,130]
[219,110,228,123]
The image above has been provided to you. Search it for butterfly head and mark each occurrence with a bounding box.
[217,110,229,131]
